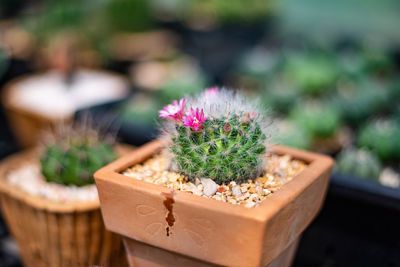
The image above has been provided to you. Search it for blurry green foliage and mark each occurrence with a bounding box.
[105,0,153,32]
[290,101,341,139]
[277,0,400,49]
[281,52,340,96]
[333,77,389,125]
[273,120,312,150]
[358,119,400,162]
[336,148,382,180]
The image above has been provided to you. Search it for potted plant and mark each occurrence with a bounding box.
[289,100,344,154]
[0,122,129,267]
[95,88,333,266]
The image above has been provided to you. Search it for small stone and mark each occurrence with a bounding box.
[217,186,226,193]
[232,186,242,197]
[379,168,400,188]
[201,178,219,197]
[263,189,271,196]
[248,186,256,194]
[122,152,307,208]
[245,202,256,208]
[228,199,237,204]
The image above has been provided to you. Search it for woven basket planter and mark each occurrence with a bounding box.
[0,149,128,267]
[1,71,129,148]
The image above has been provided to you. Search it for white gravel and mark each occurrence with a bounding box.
[6,163,98,202]
[201,178,219,197]
[379,167,400,188]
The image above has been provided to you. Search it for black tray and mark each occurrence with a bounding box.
[330,171,400,210]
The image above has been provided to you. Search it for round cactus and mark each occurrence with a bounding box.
[290,101,341,139]
[159,88,269,184]
[336,148,382,180]
[357,119,400,162]
[273,120,311,150]
[263,76,300,115]
[282,52,339,96]
[40,124,116,186]
[334,77,388,125]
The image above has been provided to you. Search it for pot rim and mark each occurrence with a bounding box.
[95,139,333,221]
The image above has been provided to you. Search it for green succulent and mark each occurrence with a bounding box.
[263,77,300,115]
[357,119,400,162]
[171,113,266,183]
[334,77,388,125]
[237,48,278,78]
[40,127,116,186]
[120,93,160,125]
[290,101,341,139]
[186,0,273,23]
[162,89,269,184]
[336,148,382,180]
[158,77,206,104]
[362,50,394,77]
[282,53,339,96]
[157,57,207,103]
[273,120,311,150]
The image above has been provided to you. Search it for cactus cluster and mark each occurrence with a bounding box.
[334,77,388,125]
[40,123,116,186]
[159,88,269,184]
[290,101,341,139]
[336,148,382,180]
[282,53,339,96]
[357,119,400,162]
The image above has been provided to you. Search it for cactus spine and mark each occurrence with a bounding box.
[40,123,116,186]
[159,88,269,184]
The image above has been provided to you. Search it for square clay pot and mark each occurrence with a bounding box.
[95,139,333,267]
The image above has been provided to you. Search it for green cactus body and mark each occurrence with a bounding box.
[264,77,300,115]
[334,77,388,125]
[336,149,382,180]
[41,141,116,186]
[290,101,341,139]
[170,113,266,184]
[357,119,400,162]
[273,120,311,150]
[283,53,339,96]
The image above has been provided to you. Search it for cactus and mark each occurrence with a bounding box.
[334,77,388,125]
[273,120,311,150]
[357,119,400,162]
[263,76,300,115]
[282,52,339,96]
[290,101,341,139]
[40,123,116,186]
[336,148,382,180]
[159,88,269,184]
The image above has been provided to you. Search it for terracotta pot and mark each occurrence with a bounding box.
[95,140,333,267]
[1,70,129,148]
[0,148,131,267]
[2,76,72,148]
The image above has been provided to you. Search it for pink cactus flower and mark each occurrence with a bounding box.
[250,111,258,119]
[204,87,219,98]
[183,108,208,131]
[159,98,187,121]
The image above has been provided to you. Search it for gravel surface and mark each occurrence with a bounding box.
[6,163,98,202]
[123,152,307,208]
